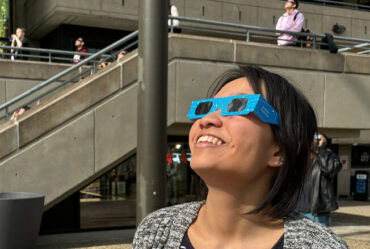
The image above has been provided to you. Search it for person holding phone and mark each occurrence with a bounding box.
[297,133,343,226]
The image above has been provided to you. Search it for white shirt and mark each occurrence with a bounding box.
[168,5,179,27]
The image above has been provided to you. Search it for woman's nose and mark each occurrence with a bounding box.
[199,110,222,129]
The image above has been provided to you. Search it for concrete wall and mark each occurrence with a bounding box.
[0,34,369,208]
[0,59,86,116]
[337,145,352,197]
[24,0,370,40]
[0,53,139,209]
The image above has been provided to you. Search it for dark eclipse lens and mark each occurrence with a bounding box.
[195,101,213,115]
[227,98,248,112]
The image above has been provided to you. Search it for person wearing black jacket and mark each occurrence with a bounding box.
[297,133,342,226]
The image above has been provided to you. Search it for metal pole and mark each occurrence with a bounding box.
[137,0,168,224]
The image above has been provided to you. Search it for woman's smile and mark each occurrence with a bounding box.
[196,134,225,146]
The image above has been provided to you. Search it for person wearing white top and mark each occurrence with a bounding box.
[168,3,180,33]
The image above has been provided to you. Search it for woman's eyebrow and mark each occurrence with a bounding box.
[225,92,251,96]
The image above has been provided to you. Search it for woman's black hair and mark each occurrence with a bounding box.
[207,65,317,220]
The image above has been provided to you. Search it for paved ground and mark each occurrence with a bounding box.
[35,198,370,249]
[331,199,370,249]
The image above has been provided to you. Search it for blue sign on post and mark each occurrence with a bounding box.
[356,174,367,194]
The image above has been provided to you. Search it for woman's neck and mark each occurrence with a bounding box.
[189,188,284,248]
[204,188,280,236]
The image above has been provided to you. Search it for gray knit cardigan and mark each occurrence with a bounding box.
[132,201,348,249]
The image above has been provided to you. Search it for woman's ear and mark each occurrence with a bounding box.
[268,145,284,168]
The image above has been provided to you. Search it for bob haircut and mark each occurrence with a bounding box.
[207,65,317,220]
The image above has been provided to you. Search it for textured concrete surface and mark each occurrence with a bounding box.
[18,64,121,146]
[0,122,18,159]
[0,59,73,81]
[0,112,95,205]
[174,60,236,123]
[121,54,138,88]
[235,41,345,72]
[345,53,370,75]
[35,229,135,249]
[331,199,370,248]
[23,0,370,40]
[0,79,5,112]
[267,67,326,127]
[4,78,61,112]
[1,35,370,209]
[325,73,370,129]
[169,35,234,63]
[95,85,137,171]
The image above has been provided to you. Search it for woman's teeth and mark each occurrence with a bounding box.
[197,135,223,145]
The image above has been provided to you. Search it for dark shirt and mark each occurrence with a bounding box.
[180,231,284,249]
[73,47,88,64]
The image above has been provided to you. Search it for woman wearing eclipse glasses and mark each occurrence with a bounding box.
[133,65,347,249]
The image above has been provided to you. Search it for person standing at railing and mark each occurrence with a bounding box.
[73,37,88,64]
[168,2,181,33]
[10,27,29,60]
[276,0,304,46]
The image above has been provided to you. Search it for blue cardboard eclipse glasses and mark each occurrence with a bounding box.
[187,94,280,126]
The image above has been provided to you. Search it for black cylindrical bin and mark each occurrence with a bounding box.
[0,192,44,249]
[354,171,369,201]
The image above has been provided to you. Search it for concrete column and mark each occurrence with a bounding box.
[337,145,352,197]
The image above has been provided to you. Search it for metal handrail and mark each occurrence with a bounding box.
[338,43,370,53]
[2,13,370,120]
[0,30,138,120]
[295,0,370,10]
[0,45,111,62]
[169,15,370,52]
[170,15,370,44]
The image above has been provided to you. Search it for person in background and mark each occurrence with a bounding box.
[117,49,127,60]
[10,27,29,60]
[276,0,304,46]
[10,105,30,121]
[73,37,88,64]
[97,57,111,69]
[10,99,41,121]
[297,133,342,226]
[97,50,127,70]
[168,2,181,33]
[303,29,313,48]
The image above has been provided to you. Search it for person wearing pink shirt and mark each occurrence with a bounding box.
[276,0,304,46]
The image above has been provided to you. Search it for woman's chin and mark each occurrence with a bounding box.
[190,158,218,172]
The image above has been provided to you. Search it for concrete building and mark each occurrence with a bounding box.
[0,0,369,233]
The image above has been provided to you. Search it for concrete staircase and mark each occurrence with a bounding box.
[1,34,370,210]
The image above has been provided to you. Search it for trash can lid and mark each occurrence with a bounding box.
[0,192,44,200]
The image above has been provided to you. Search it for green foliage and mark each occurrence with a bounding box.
[0,0,9,38]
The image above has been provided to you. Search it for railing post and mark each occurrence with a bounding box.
[246,30,250,42]
[312,36,317,49]
[170,18,174,33]
[5,107,9,121]
[91,61,96,74]
[48,52,51,63]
